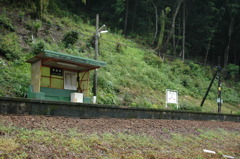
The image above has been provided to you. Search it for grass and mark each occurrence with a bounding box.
[0,121,239,159]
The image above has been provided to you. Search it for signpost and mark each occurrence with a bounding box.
[166,89,178,109]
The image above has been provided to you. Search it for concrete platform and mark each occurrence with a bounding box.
[0,97,239,121]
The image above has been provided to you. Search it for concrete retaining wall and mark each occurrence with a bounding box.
[0,97,239,121]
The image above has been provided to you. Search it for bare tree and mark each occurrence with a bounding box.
[162,0,183,57]
[131,0,138,32]
[182,0,186,61]
[152,1,158,42]
[124,0,129,37]
[224,17,234,68]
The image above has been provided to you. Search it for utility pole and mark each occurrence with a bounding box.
[200,56,222,114]
[217,57,222,113]
[93,14,99,102]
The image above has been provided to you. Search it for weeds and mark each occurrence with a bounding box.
[0,33,22,60]
[0,10,15,31]
[0,121,239,159]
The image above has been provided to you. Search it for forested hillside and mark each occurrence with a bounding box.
[0,0,239,114]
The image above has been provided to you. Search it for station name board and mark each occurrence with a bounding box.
[51,67,63,76]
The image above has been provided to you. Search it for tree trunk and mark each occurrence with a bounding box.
[204,39,212,65]
[131,0,138,32]
[35,0,49,20]
[224,17,234,68]
[156,10,165,57]
[182,0,186,61]
[36,0,43,20]
[233,36,237,64]
[124,0,129,37]
[176,18,182,57]
[152,2,158,42]
[162,0,183,57]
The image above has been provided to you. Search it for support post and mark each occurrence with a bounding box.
[200,70,218,107]
[200,57,222,108]
[217,75,222,113]
[93,14,99,99]
[217,56,222,113]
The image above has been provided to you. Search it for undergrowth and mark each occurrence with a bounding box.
[0,122,239,159]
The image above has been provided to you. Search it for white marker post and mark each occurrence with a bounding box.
[166,89,179,109]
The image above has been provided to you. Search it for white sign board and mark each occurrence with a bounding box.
[166,89,178,108]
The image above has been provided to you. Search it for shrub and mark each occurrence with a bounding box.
[0,12,15,31]
[143,52,163,68]
[19,11,25,22]
[0,33,22,60]
[33,20,42,32]
[0,62,30,97]
[26,20,42,33]
[63,31,79,48]
[31,41,45,55]
[226,63,239,79]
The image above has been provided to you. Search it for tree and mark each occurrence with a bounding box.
[124,0,129,37]
[35,0,49,20]
[152,1,158,42]
[182,0,186,61]
[204,1,225,64]
[224,0,240,68]
[162,0,183,58]
[156,7,171,57]
[131,0,138,32]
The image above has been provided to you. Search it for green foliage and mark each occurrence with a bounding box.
[48,0,64,17]
[0,62,30,97]
[26,20,42,32]
[0,11,15,31]
[143,52,163,68]
[0,33,22,60]
[35,0,49,19]
[26,20,42,33]
[63,31,79,48]
[179,102,202,112]
[31,40,45,55]
[226,63,239,79]
[33,20,42,32]
[19,11,25,22]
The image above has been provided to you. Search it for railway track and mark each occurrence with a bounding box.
[0,97,239,121]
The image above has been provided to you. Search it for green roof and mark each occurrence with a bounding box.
[44,50,106,67]
[27,50,106,72]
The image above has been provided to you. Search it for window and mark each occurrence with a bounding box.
[64,71,77,90]
[41,66,63,89]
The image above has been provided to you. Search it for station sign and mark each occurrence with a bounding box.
[166,89,179,109]
[51,67,63,76]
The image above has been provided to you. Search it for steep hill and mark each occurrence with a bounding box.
[0,2,239,114]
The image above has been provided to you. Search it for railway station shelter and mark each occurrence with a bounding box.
[27,50,106,103]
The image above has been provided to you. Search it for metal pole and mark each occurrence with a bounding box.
[200,69,218,107]
[217,56,222,113]
[93,14,99,98]
[217,75,222,113]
